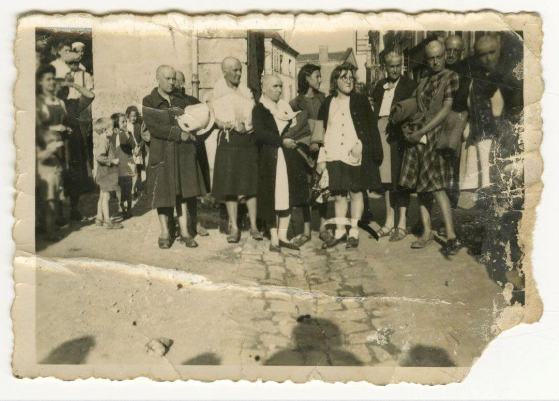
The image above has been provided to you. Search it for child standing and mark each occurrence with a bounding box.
[112,112,136,219]
[93,117,123,229]
[125,106,145,200]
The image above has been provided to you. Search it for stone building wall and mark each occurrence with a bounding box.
[92,24,194,119]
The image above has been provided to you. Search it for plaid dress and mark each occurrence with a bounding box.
[399,69,459,193]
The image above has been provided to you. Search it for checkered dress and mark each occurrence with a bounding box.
[399,70,459,193]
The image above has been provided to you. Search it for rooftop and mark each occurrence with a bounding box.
[296,47,354,64]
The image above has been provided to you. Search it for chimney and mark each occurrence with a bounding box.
[319,45,328,62]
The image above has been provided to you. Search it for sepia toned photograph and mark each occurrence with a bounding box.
[12,11,543,384]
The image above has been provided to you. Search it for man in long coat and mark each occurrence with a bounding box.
[142,65,210,249]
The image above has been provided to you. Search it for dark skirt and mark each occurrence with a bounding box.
[212,130,259,201]
[327,160,363,194]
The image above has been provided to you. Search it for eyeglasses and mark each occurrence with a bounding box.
[339,75,355,83]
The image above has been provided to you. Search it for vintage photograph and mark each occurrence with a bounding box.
[12,12,542,383]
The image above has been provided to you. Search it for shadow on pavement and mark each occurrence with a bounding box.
[264,315,363,366]
[39,335,95,365]
[181,352,221,365]
[399,345,456,367]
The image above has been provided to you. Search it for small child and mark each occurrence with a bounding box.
[112,112,136,219]
[125,106,145,200]
[93,117,123,229]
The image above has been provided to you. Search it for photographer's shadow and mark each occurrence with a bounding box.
[264,315,363,366]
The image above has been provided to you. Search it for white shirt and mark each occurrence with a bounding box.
[50,59,71,79]
[318,95,362,166]
[378,77,400,117]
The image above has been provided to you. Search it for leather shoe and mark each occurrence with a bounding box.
[322,234,347,249]
[346,236,359,249]
[279,239,299,251]
[181,236,198,248]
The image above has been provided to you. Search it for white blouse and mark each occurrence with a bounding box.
[317,95,362,166]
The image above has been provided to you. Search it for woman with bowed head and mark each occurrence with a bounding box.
[253,75,311,252]
[317,63,383,249]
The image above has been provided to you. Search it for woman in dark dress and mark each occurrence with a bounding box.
[208,57,260,243]
[317,63,383,249]
[253,75,311,252]
[289,64,331,246]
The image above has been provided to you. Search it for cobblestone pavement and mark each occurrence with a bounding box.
[34,192,508,368]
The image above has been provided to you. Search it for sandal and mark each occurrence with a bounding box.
[441,238,462,256]
[411,233,434,249]
[376,226,393,239]
[292,234,310,247]
[319,229,334,242]
[389,228,408,242]
[95,218,104,227]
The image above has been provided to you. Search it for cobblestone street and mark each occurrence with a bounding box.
[33,192,509,369]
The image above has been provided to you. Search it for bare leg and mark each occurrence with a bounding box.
[433,190,457,239]
[277,209,292,243]
[384,191,395,229]
[101,191,111,223]
[157,207,170,238]
[226,200,238,235]
[417,193,432,241]
[334,194,348,238]
[318,202,328,232]
[349,191,364,238]
[177,201,190,238]
[302,206,312,237]
[245,196,258,231]
[397,206,408,230]
[116,186,123,213]
[96,192,103,221]
[270,226,279,247]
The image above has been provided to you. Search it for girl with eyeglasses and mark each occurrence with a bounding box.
[316,63,384,249]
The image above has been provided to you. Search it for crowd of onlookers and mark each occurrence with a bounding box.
[35,37,149,238]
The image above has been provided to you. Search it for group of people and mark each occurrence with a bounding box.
[37,32,523,261]
[138,32,522,255]
[35,39,96,240]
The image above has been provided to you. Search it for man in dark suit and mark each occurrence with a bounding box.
[368,51,417,242]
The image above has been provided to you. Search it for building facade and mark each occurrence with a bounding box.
[262,32,299,101]
[296,46,358,94]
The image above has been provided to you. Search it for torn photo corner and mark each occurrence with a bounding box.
[13,11,543,383]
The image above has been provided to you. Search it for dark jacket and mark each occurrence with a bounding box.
[142,88,210,208]
[371,75,417,121]
[290,92,326,116]
[253,102,311,226]
[371,75,418,188]
[318,93,384,192]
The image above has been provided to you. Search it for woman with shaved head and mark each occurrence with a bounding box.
[398,40,461,255]
[253,74,311,252]
[207,57,261,243]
